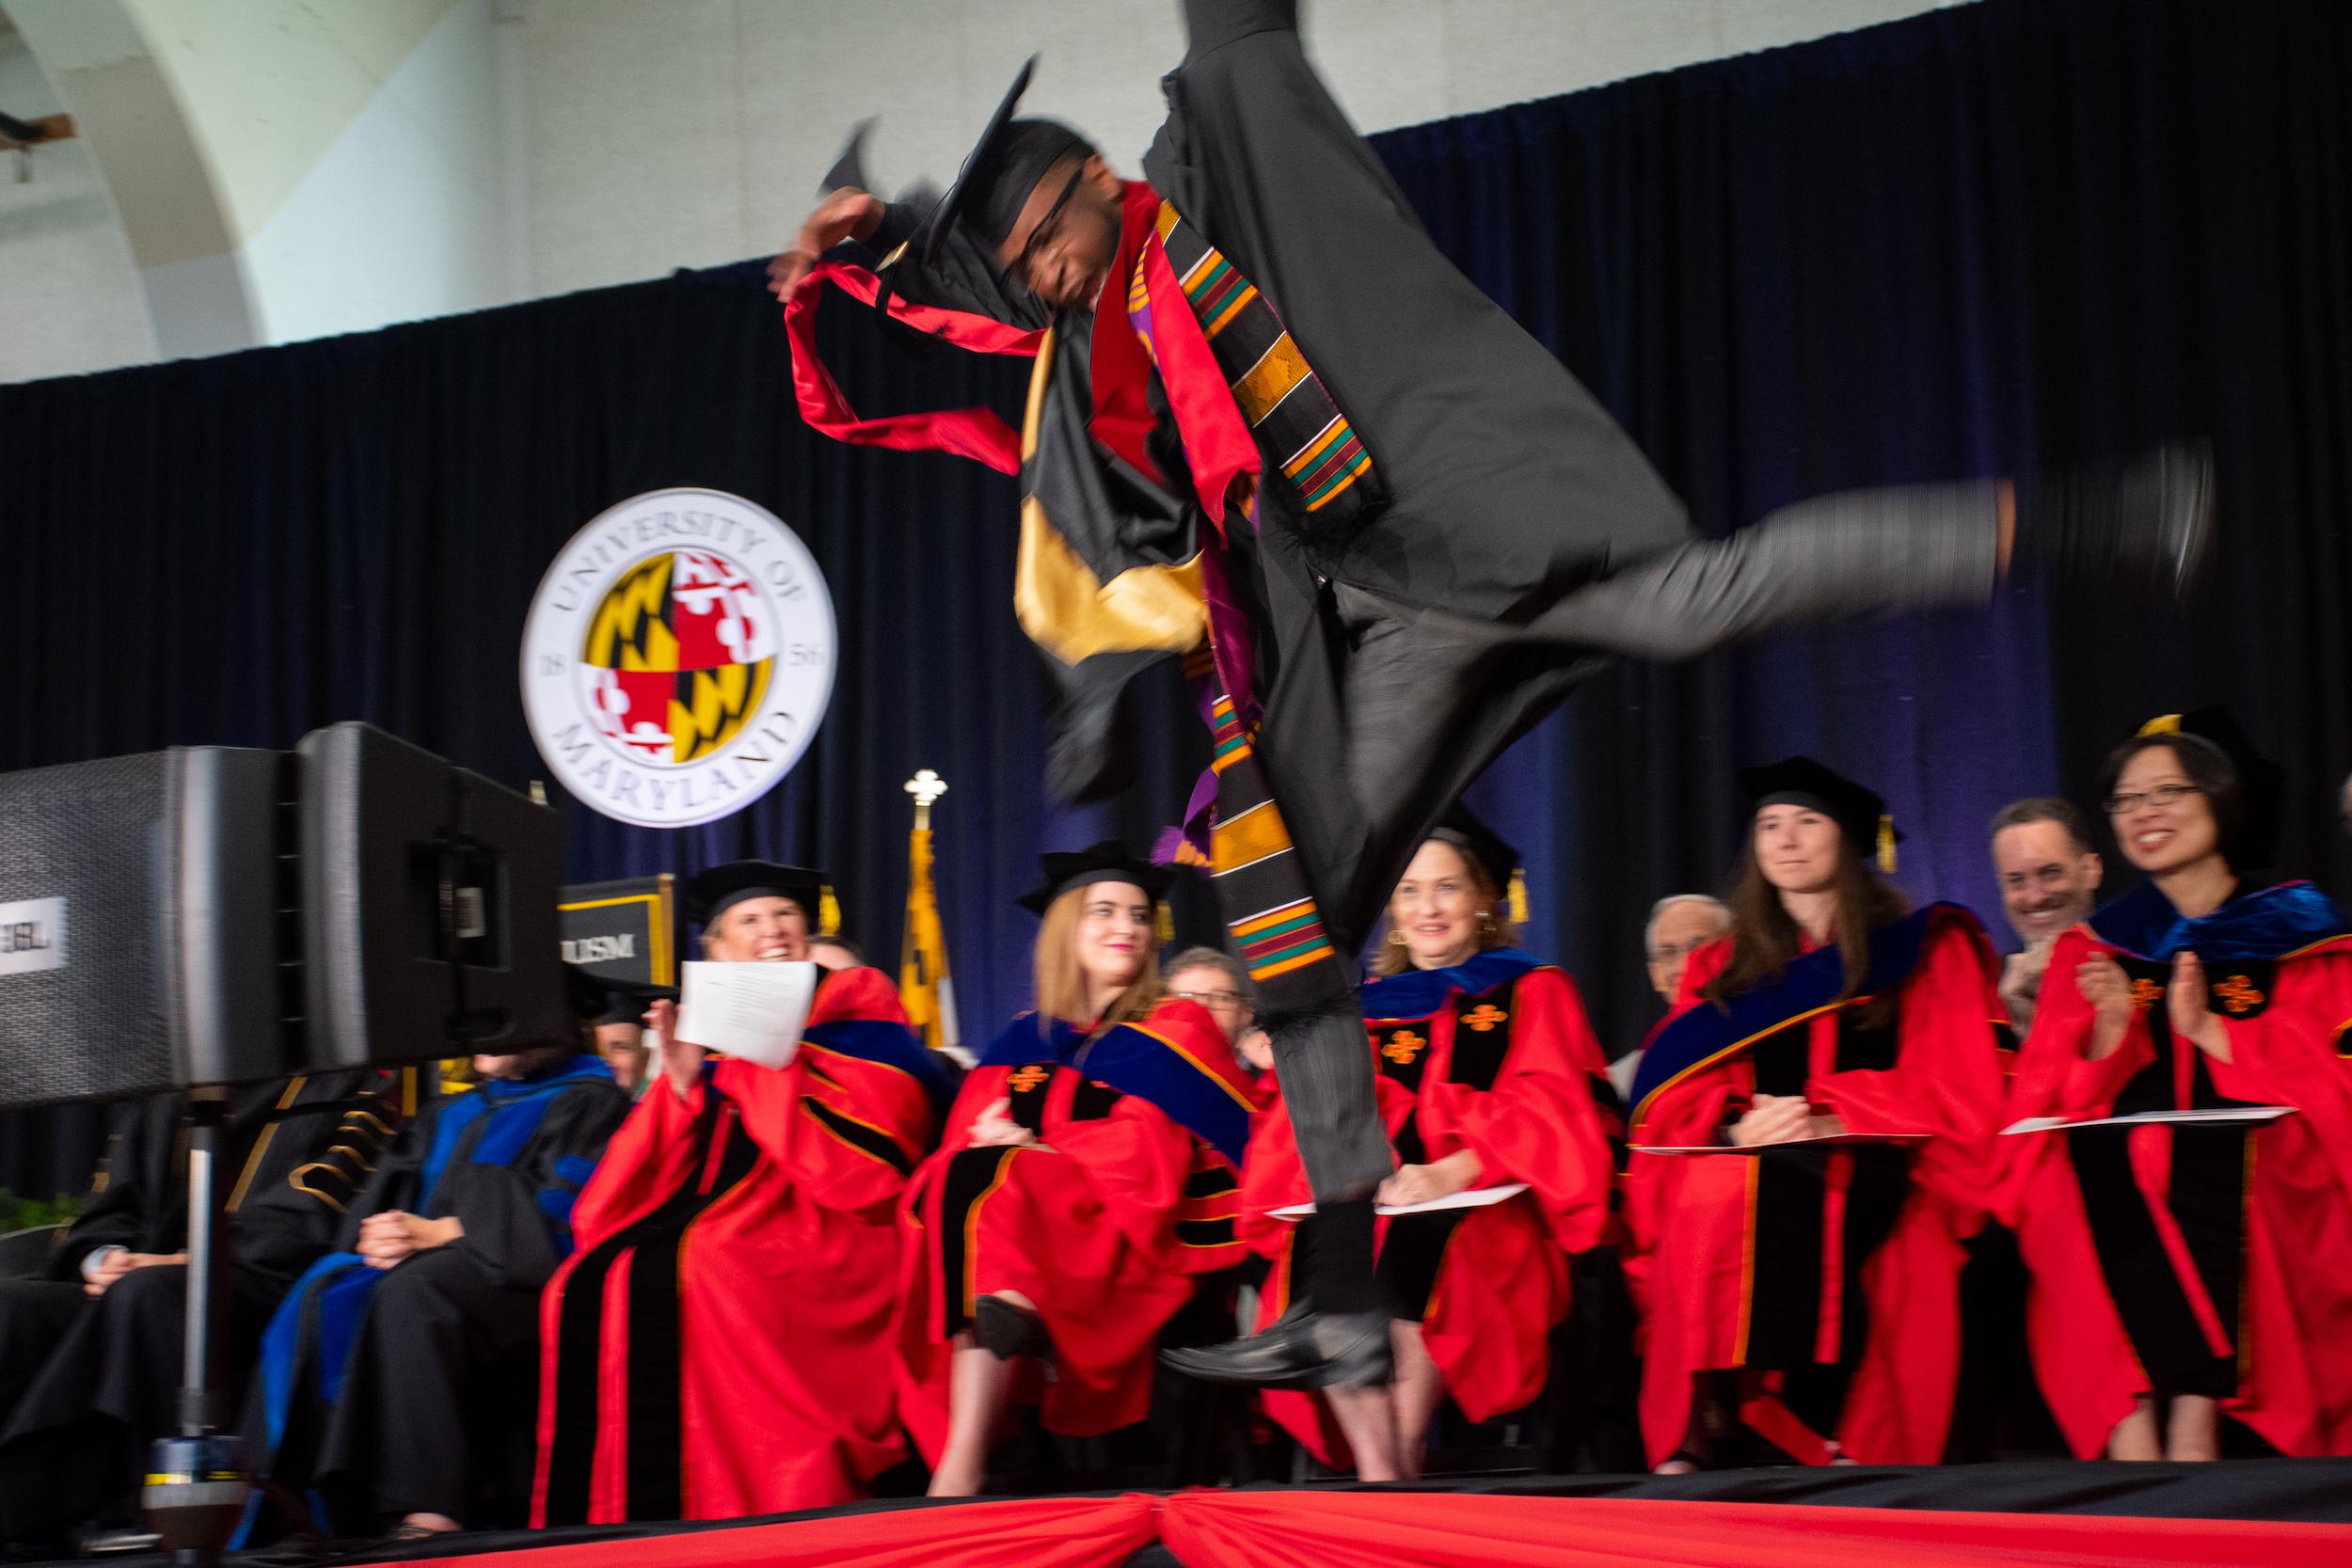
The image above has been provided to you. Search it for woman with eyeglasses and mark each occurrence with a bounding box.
[1234,814,1620,1480]
[2001,710,2352,1461]
[894,845,1260,1496]
[1623,759,2008,1473]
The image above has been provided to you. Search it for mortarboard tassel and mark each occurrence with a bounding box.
[1877,815,1899,876]
[1507,867,1530,928]
[818,884,841,937]
[1154,901,1174,945]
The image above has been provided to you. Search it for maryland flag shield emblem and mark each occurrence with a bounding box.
[522,489,835,829]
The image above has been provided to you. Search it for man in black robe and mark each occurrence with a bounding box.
[771,0,2212,1396]
[237,1028,628,1543]
[0,1071,404,1548]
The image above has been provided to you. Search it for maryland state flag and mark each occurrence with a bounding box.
[899,778,961,1056]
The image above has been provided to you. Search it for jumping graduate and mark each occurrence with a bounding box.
[532,863,950,1526]
[771,0,2212,1386]
[1238,817,1619,1478]
[1623,760,2007,1470]
[239,1020,629,1542]
[897,845,1259,1496]
[0,1072,407,1547]
[2000,711,2352,1461]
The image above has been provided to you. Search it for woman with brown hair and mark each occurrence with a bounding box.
[2001,711,2352,1461]
[1623,760,2006,1471]
[895,844,1259,1496]
[1237,814,1619,1479]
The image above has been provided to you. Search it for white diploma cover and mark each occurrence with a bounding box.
[676,960,818,1069]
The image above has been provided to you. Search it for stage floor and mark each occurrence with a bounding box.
[29,1459,2352,1568]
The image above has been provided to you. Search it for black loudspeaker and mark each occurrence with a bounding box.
[0,748,293,1109]
[298,722,569,1069]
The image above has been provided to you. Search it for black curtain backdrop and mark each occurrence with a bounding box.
[0,0,2346,1194]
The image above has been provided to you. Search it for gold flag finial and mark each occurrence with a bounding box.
[2138,713,2184,736]
[904,768,949,832]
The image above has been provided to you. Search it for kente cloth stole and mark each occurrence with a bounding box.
[1123,199,1366,1016]
[1137,201,1383,523]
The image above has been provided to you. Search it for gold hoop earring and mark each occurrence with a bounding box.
[1387,927,1409,948]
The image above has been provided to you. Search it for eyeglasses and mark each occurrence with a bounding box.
[2101,783,2202,816]
[1647,939,1711,965]
[1171,988,1247,1012]
[999,163,1086,293]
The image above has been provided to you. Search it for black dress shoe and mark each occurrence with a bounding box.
[973,1295,1052,1361]
[1158,1303,1393,1390]
[2026,437,2216,597]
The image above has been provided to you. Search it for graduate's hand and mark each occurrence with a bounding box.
[2168,951,2233,1064]
[2077,951,2137,1059]
[1727,1093,1815,1148]
[1234,1025,1276,1074]
[1377,1149,1482,1208]
[966,1098,1038,1148]
[768,189,887,304]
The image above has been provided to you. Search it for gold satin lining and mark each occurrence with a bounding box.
[1010,324,1208,666]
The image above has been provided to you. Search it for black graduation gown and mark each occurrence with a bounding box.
[0,1072,404,1537]
[245,1059,628,1533]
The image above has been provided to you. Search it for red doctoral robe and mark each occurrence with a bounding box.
[1622,907,2006,1466]
[1998,882,2352,1457]
[532,967,942,1523]
[895,998,1257,1458]
[1239,953,1619,1465]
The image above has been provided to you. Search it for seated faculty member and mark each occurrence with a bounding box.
[532,862,949,1525]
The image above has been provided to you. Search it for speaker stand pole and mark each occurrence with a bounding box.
[143,1088,252,1565]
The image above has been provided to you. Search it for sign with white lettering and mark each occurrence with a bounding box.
[521,489,835,828]
[0,896,66,976]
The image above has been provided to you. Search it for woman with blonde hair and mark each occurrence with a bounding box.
[895,845,1258,1496]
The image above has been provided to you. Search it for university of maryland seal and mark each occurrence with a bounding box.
[521,488,834,828]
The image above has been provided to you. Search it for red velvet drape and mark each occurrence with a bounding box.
[437,1490,2352,1568]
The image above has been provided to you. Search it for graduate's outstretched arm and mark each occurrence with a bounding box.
[768,187,886,303]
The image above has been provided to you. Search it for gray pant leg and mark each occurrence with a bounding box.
[1533,480,2001,660]
[1266,1006,1391,1204]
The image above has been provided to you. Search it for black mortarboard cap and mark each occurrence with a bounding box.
[921,57,1090,266]
[1017,841,1169,916]
[564,964,678,1027]
[688,860,832,928]
[1738,756,1902,873]
[1425,809,1520,896]
[2134,705,2285,866]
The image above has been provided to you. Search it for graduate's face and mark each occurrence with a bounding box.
[706,895,811,963]
[997,154,1125,309]
[1391,840,1484,970]
[1992,820,2102,945]
[1073,880,1153,990]
[1753,805,1843,895]
[2108,744,2220,875]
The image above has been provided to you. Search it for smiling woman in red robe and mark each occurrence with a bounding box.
[2000,712,2352,1461]
[1623,759,2007,1472]
[531,861,948,1526]
[1238,816,1618,1479]
[897,844,1258,1497]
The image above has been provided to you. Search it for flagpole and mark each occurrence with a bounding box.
[901,769,966,1063]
